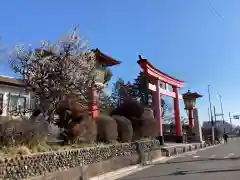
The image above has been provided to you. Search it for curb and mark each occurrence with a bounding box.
[160,142,215,157]
[90,143,221,180]
[230,137,240,140]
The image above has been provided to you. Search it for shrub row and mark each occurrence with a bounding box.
[0,99,159,149]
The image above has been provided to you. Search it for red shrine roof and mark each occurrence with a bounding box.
[92,48,121,66]
[137,56,184,88]
[35,48,121,67]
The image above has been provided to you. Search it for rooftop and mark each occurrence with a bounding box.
[137,56,184,88]
[0,75,24,87]
[92,48,121,66]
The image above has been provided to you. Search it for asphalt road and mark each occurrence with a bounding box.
[118,139,240,180]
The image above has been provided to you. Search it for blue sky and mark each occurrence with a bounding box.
[0,0,240,125]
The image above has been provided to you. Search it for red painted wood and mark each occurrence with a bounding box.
[152,80,163,136]
[138,59,184,138]
[173,86,182,136]
[159,88,176,98]
[147,68,184,88]
[90,88,99,119]
[137,59,184,88]
[91,105,99,119]
[188,110,194,129]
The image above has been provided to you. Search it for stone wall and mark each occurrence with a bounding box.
[0,140,160,180]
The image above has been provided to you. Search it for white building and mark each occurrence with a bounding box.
[202,120,235,134]
[0,75,33,118]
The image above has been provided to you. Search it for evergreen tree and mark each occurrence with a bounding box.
[98,90,114,114]
[110,78,136,107]
[132,72,148,104]
[132,71,169,118]
[110,78,125,107]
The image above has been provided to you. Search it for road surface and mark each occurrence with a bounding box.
[118,138,240,180]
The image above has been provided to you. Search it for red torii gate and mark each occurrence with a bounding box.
[137,56,184,144]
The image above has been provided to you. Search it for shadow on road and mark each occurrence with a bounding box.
[119,157,240,180]
[120,167,240,180]
[153,156,240,166]
[168,168,240,175]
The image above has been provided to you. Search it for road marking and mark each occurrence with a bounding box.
[209,155,216,159]
[193,155,200,158]
[188,152,197,156]
[224,153,234,159]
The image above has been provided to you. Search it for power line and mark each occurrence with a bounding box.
[208,1,232,28]
[208,2,225,21]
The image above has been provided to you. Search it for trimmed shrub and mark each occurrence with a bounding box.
[130,117,159,140]
[68,116,97,144]
[95,115,118,143]
[139,108,159,138]
[110,99,145,141]
[111,99,144,119]
[139,117,159,138]
[112,115,133,142]
[129,108,159,140]
[130,117,143,141]
[0,119,48,147]
[142,107,155,119]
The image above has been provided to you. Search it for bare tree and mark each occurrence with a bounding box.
[9,27,97,120]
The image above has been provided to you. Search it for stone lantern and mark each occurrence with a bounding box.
[182,90,202,130]
[90,49,121,118]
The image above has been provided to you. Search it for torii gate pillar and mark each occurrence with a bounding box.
[138,55,184,144]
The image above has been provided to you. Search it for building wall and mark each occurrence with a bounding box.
[202,121,234,134]
[0,84,32,117]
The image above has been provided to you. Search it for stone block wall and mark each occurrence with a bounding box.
[0,140,160,180]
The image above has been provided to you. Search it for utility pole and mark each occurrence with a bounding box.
[213,106,218,139]
[213,106,217,124]
[208,85,215,144]
[219,95,225,132]
[229,112,233,132]
[208,108,211,123]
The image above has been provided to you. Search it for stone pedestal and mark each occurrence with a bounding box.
[193,109,203,142]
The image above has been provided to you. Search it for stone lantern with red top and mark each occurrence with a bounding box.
[182,90,202,133]
[90,48,121,118]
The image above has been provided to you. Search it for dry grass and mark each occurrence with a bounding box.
[0,142,96,157]
[0,145,31,156]
[0,116,123,157]
[30,143,52,153]
[8,146,31,155]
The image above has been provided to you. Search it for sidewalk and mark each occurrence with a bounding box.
[164,142,193,147]
[90,142,219,180]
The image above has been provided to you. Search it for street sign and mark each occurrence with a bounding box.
[233,115,240,119]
